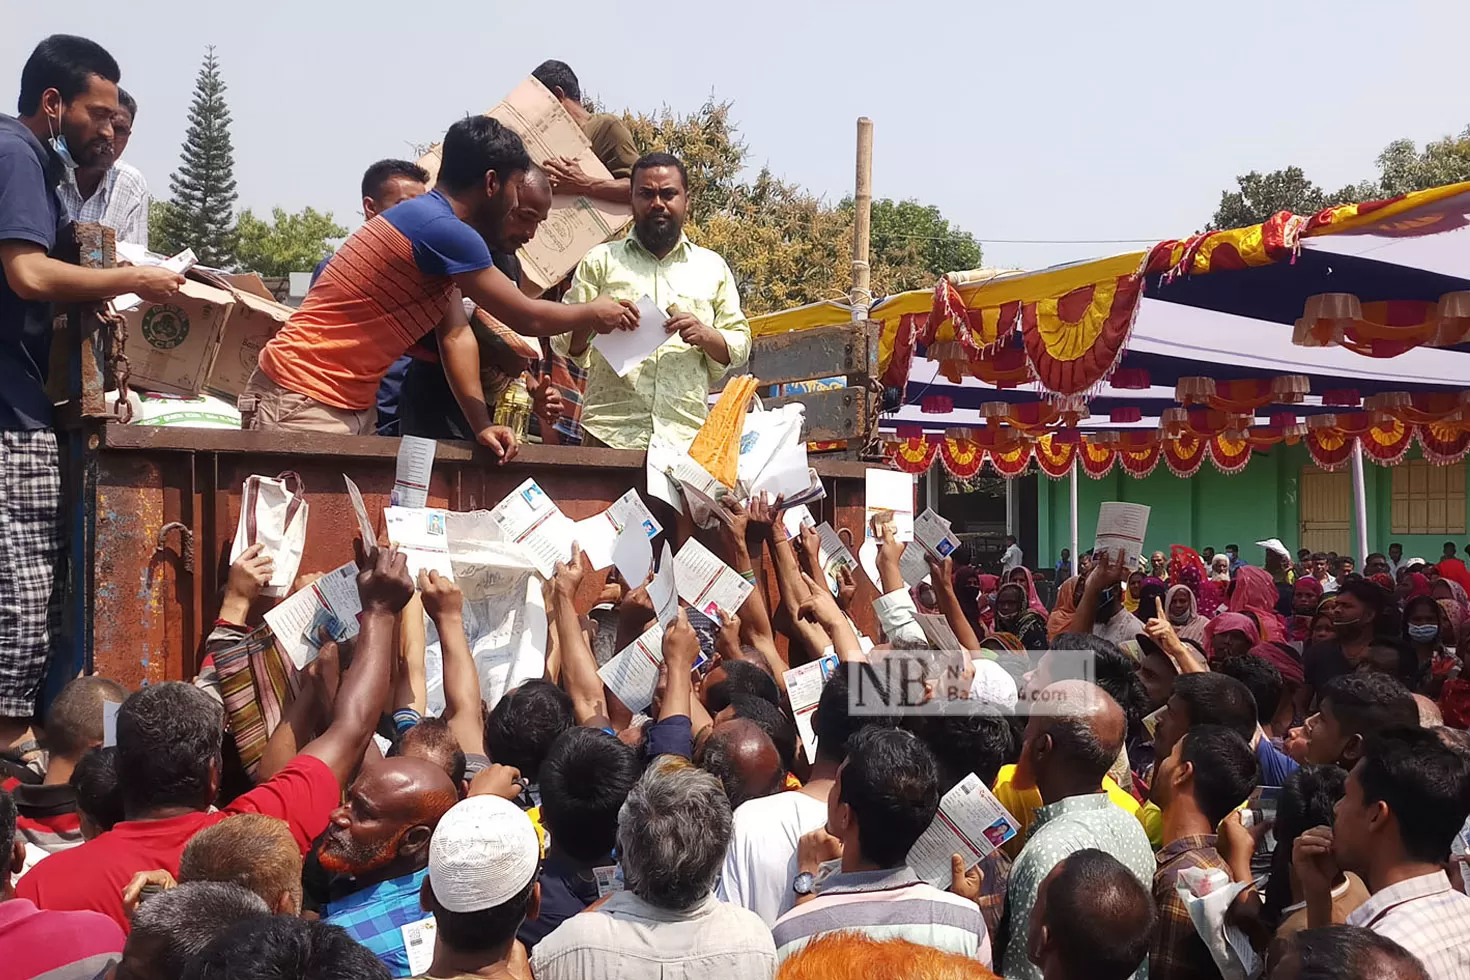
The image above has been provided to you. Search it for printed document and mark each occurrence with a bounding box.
[906,772,1021,887]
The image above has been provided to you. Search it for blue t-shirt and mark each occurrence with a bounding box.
[0,114,69,430]
[1256,735,1299,786]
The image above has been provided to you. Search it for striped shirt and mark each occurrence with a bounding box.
[771,866,991,966]
[1347,870,1470,980]
[258,190,491,411]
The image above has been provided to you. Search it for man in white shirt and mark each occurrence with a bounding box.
[1001,535,1024,575]
[1295,727,1470,980]
[55,87,148,246]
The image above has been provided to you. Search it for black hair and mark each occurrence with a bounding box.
[1264,765,1348,924]
[813,664,868,765]
[1319,673,1418,742]
[1444,541,1458,555]
[117,682,224,815]
[1048,633,1149,731]
[1274,925,1429,980]
[117,87,136,121]
[43,675,127,758]
[705,660,780,713]
[1179,725,1259,826]
[1171,672,1258,743]
[360,158,429,203]
[1213,654,1284,727]
[394,717,467,788]
[1227,544,1239,552]
[631,152,689,191]
[182,915,389,980]
[1338,578,1386,618]
[539,728,639,863]
[531,60,581,102]
[18,34,119,116]
[1357,726,1470,864]
[907,711,1017,792]
[1043,848,1156,980]
[131,882,271,979]
[1047,713,1118,785]
[431,875,536,955]
[71,745,125,832]
[838,726,938,868]
[485,679,574,783]
[724,693,797,774]
[0,786,15,847]
[436,116,531,195]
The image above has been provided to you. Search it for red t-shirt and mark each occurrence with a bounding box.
[15,754,340,929]
[0,899,126,980]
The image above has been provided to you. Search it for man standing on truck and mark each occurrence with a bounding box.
[554,152,749,450]
[240,115,639,452]
[0,35,183,752]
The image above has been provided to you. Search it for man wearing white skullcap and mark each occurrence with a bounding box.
[413,795,542,980]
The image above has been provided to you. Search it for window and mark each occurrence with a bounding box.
[1391,460,1466,535]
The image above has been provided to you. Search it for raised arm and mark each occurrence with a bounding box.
[434,300,518,461]
[719,498,786,678]
[927,554,983,652]
[1070,548,1126,635]
[301,542,414,787]
[391,592,428,719]
[797,573,865,663]
[552,546,613,730]
[420,571,485,757]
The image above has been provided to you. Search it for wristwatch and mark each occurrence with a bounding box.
[792,871,816,896]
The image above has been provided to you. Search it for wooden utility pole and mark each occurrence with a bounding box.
[851,117,873,321]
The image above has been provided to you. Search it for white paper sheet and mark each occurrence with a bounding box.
[1095,502,1151,569]
[343,475,376,546]
[645,434,684,509]
[592,295,673,376]
[865,469,915,541]
[102,701,120,747]
[814,522,860,591]
[673,539,753,624]
[573,513,619,571]
[782,504,815,539]
[111,247,197,312]
[747,434,811,501]
[574,488,662,571]
[400,917,437,977]
[613,525,654,588]
[262,562,363,668]
[906,772,1021,887]
[384,507,454,581]
[913,508,959,559]
[489,479,577,578]
[607,488,663,540]
[598,620,665,712]
[648,543,679,625]
[899,542,934,587]
[423,569,545,715]
[914,612,963,651]
[784,653,839,764]
[391,436,437,508]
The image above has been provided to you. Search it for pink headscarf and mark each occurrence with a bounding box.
[1204,612,1262,655]
[1229,566,1287,642]
[1006,566,1049,616]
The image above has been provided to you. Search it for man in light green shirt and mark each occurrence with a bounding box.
[557,152,750,450]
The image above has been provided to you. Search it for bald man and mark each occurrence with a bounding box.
[698,718,783,810]
[400,164,556,441]
[1000,681,1156,980]
[1266,926,1429,980]
[319,757,458,976]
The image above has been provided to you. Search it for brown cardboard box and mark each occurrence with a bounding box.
[417,77,632,294]
[123,279,235,396]
[207,288,293,398]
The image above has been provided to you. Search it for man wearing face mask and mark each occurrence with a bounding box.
[1068,549,1146,647]
[0,36,183,751]
[1304,579,1385,696]
[556,152,750,450]
[56,87,148,247]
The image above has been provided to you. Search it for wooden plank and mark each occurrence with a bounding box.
[767,386,867,443]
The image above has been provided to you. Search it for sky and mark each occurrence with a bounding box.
[6,0,1469,274]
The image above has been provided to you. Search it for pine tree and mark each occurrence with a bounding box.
[160,47,238,267]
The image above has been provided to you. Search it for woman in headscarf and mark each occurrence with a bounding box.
[1047,575,1078,641]
[1288,576,1323,644]
[1401,594,1458,695]
[1398,572,1432,604]
[1136,578,1168,622]
[1163,583,1209,645]
[1229,565,1288,642]
[1123,569,1144,615]
[1431,576,1470,616]
[1307,603,1338,647]
[1437,553,1470,596]
[1005,566,1049,617]
[990,582,1048,652]
[1204,611,1261,661]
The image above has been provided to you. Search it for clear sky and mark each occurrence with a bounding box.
[5,0,1469,273]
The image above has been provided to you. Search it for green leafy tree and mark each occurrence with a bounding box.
[1377,126,1470,196]
[160,47,238,267]
[233,207,348,277]
[148,200,181,256]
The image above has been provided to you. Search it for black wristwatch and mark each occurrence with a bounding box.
[792,871,816,896]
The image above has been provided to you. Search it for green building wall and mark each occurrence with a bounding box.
[1035,442,1470,568]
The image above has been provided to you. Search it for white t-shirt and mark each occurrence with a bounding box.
[717,791,830,926]
[1093,609,1146,649]
[1002,544,1024,574]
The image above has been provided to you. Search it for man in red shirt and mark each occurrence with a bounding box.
[17,541,415,929]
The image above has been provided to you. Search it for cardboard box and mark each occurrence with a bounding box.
[124,279,235,396]
[207,289,293,399]
[417,77,632,293]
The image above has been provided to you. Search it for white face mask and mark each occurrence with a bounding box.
[47,114,78,171]
[1409,623,1441,644]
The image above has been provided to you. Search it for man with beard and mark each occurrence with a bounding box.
[0,36,182,752]
[1067,550,1146,647]
[320,757,459,976]
[56,87,148,246]
[243,115,638,446]
[555,152,749,450]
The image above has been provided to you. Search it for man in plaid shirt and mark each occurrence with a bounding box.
[1148,725,1260,980]
[55,87,148,247]
[319,757,459,976]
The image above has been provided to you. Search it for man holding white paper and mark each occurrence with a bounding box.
[556,153,749,450]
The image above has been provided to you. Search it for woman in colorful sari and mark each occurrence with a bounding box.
[1229,565,1287,642]
[1204,611,1261,661]
[991,582,1049,652]
[1431,576,1470,618]
[1164,583,1209,645]
[1288,576,1323,643]
[1047,575,1078,641]
[1005,566,1050,616]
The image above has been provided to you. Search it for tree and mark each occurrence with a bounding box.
[234,207,348,277]
[1377,126,1470,196]
[160,47,238,267]
[619,100,980,315]
[148,200,180,256]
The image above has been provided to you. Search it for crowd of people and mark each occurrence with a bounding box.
[4,29,1470,980]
